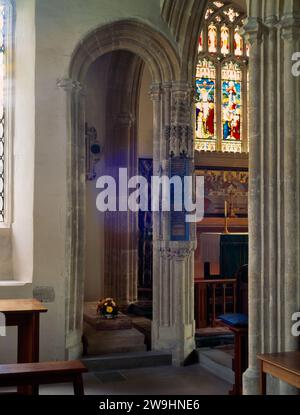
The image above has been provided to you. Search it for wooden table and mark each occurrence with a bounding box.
[0,299,47,394]
[257,351,300,394]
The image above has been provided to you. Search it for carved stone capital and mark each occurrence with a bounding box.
[265,15,279,29]
[243,17,264,46]
[280,18,300,41]
[171,81,193,95]
[149,84,162,102]
[161,82,172,92]
[170,81,194,125]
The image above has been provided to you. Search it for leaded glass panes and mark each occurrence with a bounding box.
[221,25,229,55]
[221,62,242,152]
[213,1,224,8]
[234,27,243,56]
[223,7,239,22]
[195,59,216,152]
[195,1,248,154]
[208,23,217,53]
[205,8,214,20]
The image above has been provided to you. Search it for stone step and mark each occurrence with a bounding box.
[83,322,147,355]
[81,351,172,373]
[197,347,234,384]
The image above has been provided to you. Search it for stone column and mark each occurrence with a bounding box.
[151,81,196,365]
[104,112,138,306]
[280,2,300,395]
[57,78,86,359]
[243,0,300,395]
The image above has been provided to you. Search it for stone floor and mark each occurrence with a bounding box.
[39,364,231,395]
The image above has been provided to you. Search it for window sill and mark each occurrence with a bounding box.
[0,224,11,231]
[0,280,30,287]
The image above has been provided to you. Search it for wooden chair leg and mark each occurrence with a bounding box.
[73,374,84,396]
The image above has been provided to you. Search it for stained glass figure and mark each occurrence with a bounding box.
[222,62,242,143]
[221,25,229,55]
[208,24,217,53]
[234,27,243,56]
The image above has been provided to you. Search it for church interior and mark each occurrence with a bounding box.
[0,0,300,397]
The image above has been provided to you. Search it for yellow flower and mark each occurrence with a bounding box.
[106,306,113,313]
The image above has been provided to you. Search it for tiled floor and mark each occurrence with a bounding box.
[39,364,231,395]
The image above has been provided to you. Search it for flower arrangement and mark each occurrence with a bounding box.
[97,298,118,319]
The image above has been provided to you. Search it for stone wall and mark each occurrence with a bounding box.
[0,0,176,362]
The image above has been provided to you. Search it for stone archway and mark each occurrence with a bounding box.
[59,19,200,365]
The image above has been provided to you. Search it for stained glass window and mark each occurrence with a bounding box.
[222,62,242,152]
[0,4,6,222]
[195,59,216,151]
[195,1,248,154]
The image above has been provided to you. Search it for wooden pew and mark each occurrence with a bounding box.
[0,360,88,395]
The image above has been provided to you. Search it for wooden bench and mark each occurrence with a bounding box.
[0,360,88,395]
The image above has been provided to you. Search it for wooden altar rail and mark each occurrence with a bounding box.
[194,279,237,329]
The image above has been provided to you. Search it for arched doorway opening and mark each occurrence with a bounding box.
[63,19,189,363]
[83,50,155,355]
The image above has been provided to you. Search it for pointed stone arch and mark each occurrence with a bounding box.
[162,0,208,81]
[69,19,181,84]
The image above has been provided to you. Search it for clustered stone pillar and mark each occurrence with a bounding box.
[57,78,87,359]
[151,81,196,366]
[243,0,300,395]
